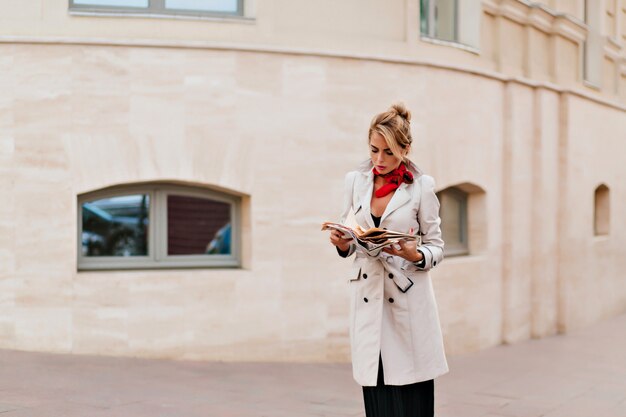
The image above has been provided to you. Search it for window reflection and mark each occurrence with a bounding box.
[206,223,232,255]
[435,0,458,42]
[167,195,231,255]
[420,0,458,42]
[74,0,149,7]
[81,194,149,257]
[165,0,238,13]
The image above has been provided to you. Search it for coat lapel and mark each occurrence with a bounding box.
[356,170,376,229]
[380,183,411,224]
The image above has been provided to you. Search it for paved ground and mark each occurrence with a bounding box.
[1,312,625,417]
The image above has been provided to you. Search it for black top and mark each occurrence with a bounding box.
[337,214,381,258]
[338,212,425,267]
[371,214,381,228]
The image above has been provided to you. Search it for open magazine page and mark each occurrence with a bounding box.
[321,222,421,257]
[320,222,375,255]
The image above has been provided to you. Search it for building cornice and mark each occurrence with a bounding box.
[0,35,624,112]
[526,4,554,34]
[605,39,622,60]
[499,0,530,25]
[484,0,587,43]
[551,14,587,43]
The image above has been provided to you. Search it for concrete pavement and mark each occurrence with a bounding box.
[1,312,625,417]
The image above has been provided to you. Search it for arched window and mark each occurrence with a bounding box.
[78,183,241,270]
[436,187,469,256]
[594,184,610,236]
[436,182,486,257]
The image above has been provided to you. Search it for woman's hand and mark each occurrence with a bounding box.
[382,239,423,263]
[329,230,352,252]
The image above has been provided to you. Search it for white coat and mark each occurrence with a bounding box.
[338,159,449,387]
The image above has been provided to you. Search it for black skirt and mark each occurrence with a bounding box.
[362,354,434,417]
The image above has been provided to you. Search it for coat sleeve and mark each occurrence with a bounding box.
[337,171,357,258]
[414,174,444,270]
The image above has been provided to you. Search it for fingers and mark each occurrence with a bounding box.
[383,245,399,255]
[329,231,351,248]
[331,231,350,240]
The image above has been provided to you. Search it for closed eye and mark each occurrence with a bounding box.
[371,147,393,156]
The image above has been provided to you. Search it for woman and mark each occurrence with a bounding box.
[329,103,448,417]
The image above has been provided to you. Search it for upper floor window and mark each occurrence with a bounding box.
[78,183,241,270]
[420,0,459,43]
[583,0,603,88]
[69,0,243,17]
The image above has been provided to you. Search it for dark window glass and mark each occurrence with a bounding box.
[420,0,430,35]
[81,194,149,257]
[167,195,231,255]
[437,188,468,255]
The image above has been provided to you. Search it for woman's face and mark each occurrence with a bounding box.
[369,131,405,175]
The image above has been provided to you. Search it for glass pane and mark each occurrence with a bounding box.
[167,195,232,255]
[74,0,149,7]
[165,0,238,13]
[438,191,463,249]
[82,194,150,257]
[435,0,457,42]
[420,0,430,35]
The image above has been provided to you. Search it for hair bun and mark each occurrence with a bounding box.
[390,102,411,123]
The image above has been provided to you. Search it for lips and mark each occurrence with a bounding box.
[376,165,386,170]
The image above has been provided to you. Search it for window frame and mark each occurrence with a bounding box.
[68,0,245,19]
[77,183,241,271]
[436,187,469,257]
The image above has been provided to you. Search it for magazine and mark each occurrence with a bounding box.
[321,221,421,257]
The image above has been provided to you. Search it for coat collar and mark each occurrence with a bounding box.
[354,159,423,228]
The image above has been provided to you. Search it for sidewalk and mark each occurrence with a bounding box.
[1,312,625,417]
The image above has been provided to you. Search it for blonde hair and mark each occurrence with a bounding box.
[368,103,412,163]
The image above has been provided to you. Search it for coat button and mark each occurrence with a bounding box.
[388,273,393,279]
[364,297,368,303]
[362,273,368,279]
[388,298,394,303]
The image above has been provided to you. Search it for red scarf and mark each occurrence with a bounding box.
[373,162,414,197]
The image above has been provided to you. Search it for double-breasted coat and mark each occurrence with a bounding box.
[338,159,449,387]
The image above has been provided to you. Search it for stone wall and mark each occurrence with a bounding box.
[0,43,624,361]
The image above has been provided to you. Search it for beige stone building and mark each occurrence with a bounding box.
[0,0,625,362]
